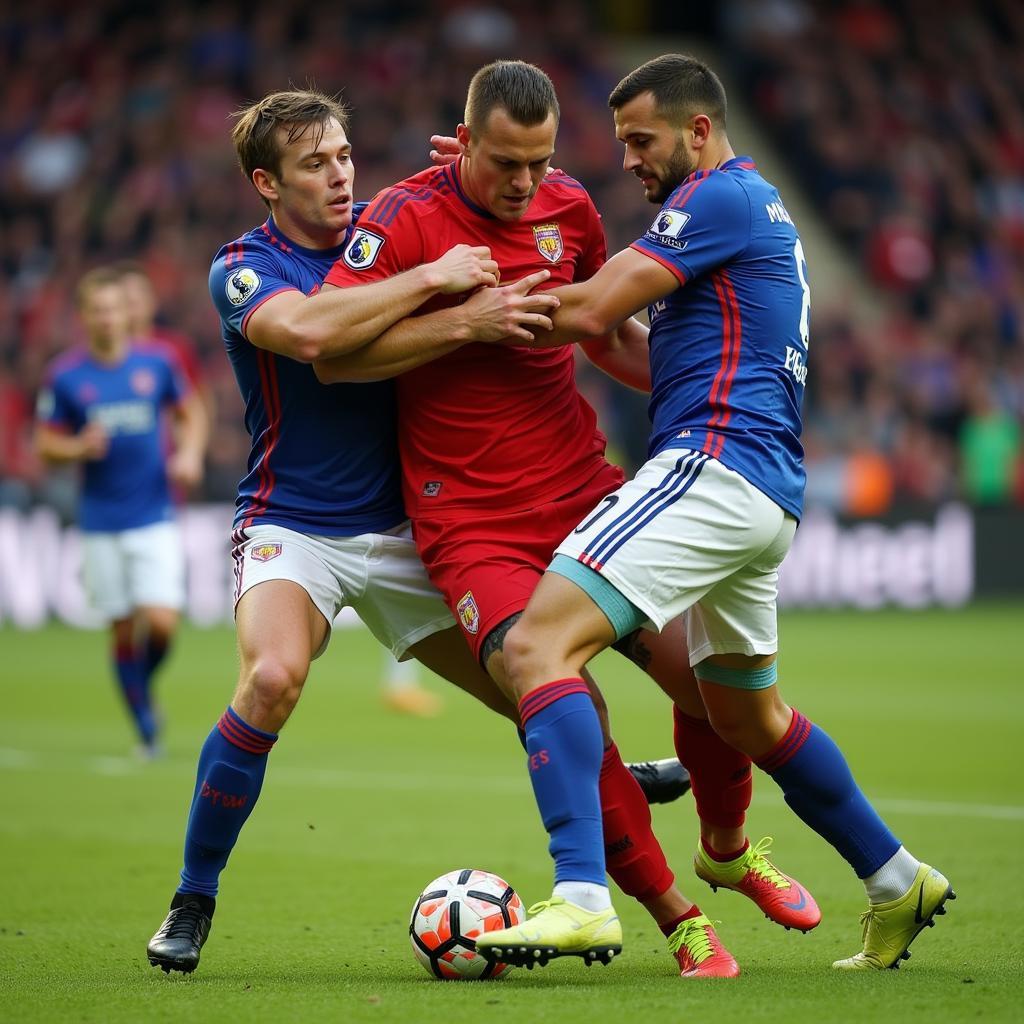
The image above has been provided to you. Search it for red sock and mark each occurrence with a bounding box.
[673,705,752,830]
[659,904,703,937]
[701,836,748,863]
[599,742,675,903]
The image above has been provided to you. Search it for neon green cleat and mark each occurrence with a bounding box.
[475,896,623,969]
[833,863,955,970]
[667,914,740,978]
[695,836,821,932]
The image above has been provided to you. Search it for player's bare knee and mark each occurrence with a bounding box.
[111,618,134,645]
[702,705,759,757]
[146,616,177,646]
[501,620,552,693]
[240,657,306,720]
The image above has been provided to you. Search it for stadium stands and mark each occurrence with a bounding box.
[2,0,1020,513]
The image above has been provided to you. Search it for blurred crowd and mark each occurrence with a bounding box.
[723,0,1024,511]
[1,0,1021,517]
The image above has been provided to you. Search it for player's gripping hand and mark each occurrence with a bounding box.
[463,270,560,344]
[78,421,109,460]
[429,244,500,294]
[429,135,460,166]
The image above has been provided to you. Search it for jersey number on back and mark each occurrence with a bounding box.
[794,239,810,349]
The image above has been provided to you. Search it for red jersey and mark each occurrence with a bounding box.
[324,159,610,519]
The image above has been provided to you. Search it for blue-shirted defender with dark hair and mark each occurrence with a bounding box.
[479,53,953,975]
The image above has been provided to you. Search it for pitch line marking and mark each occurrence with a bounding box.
[1,746,1021,822]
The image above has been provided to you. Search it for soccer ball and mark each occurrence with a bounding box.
[409,868,525,980]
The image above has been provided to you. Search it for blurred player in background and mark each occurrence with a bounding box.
[115,261,214,438]
[379,649,442,717]
[319,60,821,977]
[34,267,206,756]
[476,54,953,974]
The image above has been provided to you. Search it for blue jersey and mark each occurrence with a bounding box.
[38,344,187,532]
[632,157,809,519]
[209,214,405,536]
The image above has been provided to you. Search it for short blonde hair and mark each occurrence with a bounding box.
[76,266,124,308]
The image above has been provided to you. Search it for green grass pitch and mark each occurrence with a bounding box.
[1,606,1022,1023]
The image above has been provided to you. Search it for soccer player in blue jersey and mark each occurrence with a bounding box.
[35,267,206,756]
[144,88,569,974]
[478,54,953,972]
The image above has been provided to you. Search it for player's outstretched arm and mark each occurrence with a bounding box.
[528,247,680,349]
[580,317,652,392]
[34,421,108,464]
[313,271,559,383]
[246,245,499,363]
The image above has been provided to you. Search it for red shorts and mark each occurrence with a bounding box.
[412,461,626,660]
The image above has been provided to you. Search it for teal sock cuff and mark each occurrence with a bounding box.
[694,660,778,690]
[548,554,648,640]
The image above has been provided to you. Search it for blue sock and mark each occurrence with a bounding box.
[113,641,156,746]
[519,679,606,886]
[757,710,900,877]
[178,706,277,897]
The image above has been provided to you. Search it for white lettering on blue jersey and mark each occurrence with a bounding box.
[89,400,156,435]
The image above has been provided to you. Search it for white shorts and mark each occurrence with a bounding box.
[553,449,797,665]
[81,520,186,621]
[232,521,455,660]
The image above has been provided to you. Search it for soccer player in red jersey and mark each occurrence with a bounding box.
[318,60,820,977]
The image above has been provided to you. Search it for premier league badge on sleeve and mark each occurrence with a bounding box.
[225,267,262,306]
[533,223,563,264]
[343,229,385,270]
[456,590,480,635]
[646,209,690,249]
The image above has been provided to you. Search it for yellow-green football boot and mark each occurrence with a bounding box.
[475,896,622,969]
[833,863,955,970]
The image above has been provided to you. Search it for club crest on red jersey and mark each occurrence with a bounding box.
[533,223,563,264]
[250,542,282,562]
[456,590,480,635]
